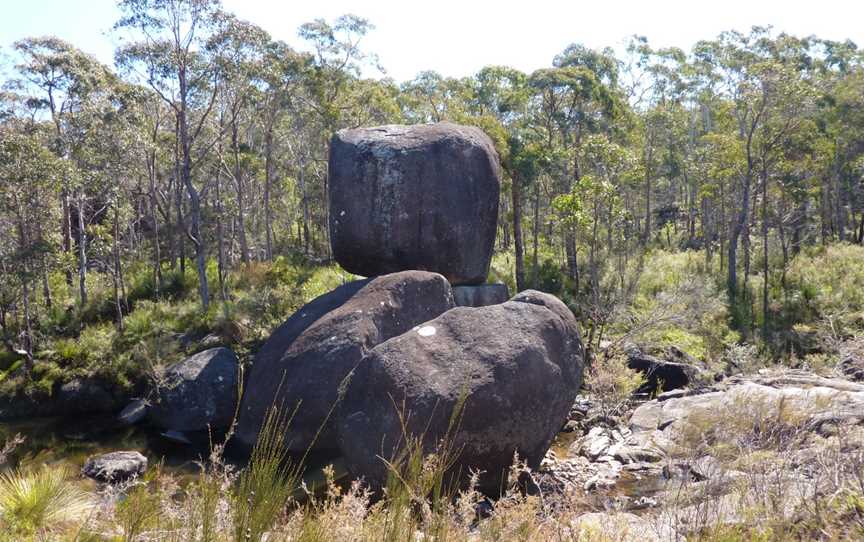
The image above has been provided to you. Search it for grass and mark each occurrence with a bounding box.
[0,465,93,538]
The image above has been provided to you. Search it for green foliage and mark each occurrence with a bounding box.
[232,405,303,542]
[783,244,864,343]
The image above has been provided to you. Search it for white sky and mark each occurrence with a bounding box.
[2,0,863,83]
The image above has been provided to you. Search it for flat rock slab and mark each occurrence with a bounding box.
[82,451,147,483]
[328,122,501,285]
[452,283,510,307]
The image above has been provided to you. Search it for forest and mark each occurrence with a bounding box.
[1,0,864,540]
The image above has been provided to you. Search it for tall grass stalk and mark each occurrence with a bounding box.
[232,404,304,542]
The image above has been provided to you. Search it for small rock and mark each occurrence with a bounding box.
[82,451,147,483]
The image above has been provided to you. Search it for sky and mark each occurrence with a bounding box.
[1,0,863,83]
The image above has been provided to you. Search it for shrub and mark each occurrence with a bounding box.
[0,465,92,536]
[585,351,646,417]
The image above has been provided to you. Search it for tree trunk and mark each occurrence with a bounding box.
[232,122,250,264]
[264,125,275,260]
[299,158,311,255]
[512,175,525,292]
[77,191,88,306]
[532,179,540,288]
[761,165,769,340]
[112,205,125,330]
[178,63,208,310]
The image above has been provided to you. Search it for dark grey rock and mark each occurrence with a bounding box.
[82,451,147,483]
[57,378,118,414]
[336,292,584,494]
[235,271,455,453]
[160,430,193,445]
[452,283,509,307]
[148,347,239,432]
[626,345,707,393]
[328,122,501,285]
[117,399,148,426]
[838,353,864,382]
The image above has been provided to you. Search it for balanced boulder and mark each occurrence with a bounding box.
[148,347,239,432]
[328,122,501,285]
[235,271,455,453]
[336,292,584,493]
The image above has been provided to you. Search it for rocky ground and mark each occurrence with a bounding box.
[532,366,864,540]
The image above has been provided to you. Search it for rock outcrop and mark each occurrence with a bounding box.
[336,292,584,493]
[328,122,501,285]
[148,347,239,433]
[235,271,455,452]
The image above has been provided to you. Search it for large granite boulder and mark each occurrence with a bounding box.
[235,271,455,453]
[328,122,501,285]
[148,347,239,432]
[335,292,584,494]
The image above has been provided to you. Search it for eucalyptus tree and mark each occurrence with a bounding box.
[13,38,117,295]
[528,47,624,284]
[0,132,63,367]
[257,40,308,260]
[115,0,226,310]
[209,14,270,266]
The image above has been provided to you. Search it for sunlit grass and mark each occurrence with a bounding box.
[0,464,93,536]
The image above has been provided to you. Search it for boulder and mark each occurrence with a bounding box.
[235,271,455,453]
[57,378,118,414]
[328,122,501,285]
[82,451,147,483]
[148,347,238,432]
[335,292,584,493]
[626,344,707,393]
[452,283,510,307]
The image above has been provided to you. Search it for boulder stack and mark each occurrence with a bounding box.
[236,122,583,494]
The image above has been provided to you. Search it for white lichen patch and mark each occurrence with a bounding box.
[416,325,436,337]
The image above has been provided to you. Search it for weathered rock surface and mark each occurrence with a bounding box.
[148,347,238,432]
[236,271,455,452]
[838,350,864,382]
[452,283,510,307]
[328,122,501,285]
[336,291,584,493]
[82,451,147,483]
